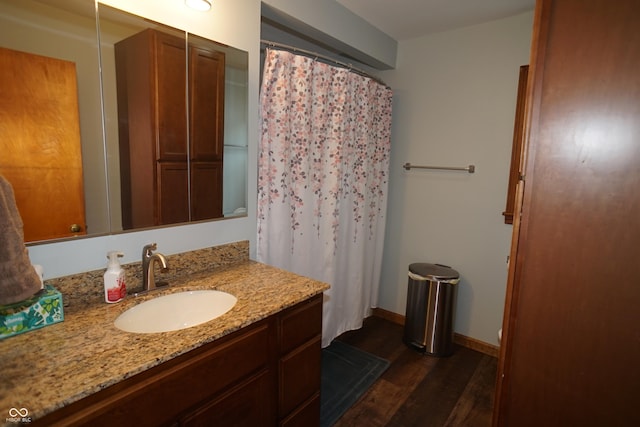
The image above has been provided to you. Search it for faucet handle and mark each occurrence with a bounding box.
[142,243,158,257]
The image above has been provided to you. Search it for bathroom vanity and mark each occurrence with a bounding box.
[37,294,322,426]
[0,249,328,426]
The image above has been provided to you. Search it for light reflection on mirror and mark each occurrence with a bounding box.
[0,0,248,244]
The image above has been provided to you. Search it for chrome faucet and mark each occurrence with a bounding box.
[141,243,168,292]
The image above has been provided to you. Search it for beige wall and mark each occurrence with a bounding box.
[378,11,534,345]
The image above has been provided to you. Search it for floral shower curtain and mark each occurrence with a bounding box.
[257,48,393,346]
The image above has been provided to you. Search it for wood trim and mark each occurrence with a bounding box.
[371,308,499,358]
[453,333,499,358]
[371,307,405,325]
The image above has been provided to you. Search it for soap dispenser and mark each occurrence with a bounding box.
[104,251,127,303]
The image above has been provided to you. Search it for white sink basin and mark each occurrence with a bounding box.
[114,290,237,333]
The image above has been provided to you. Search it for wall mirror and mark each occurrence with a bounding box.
[0,0,248,244]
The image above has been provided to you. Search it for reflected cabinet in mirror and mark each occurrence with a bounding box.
[0,0,248,243]
[99,4,249,230]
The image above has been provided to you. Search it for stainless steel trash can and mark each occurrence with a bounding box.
[403,263,460,356]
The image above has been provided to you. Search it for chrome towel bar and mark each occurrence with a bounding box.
[403,163,475,173]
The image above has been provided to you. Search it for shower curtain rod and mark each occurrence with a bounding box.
[260,39,389,88]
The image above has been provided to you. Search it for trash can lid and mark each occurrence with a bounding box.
[409,263,459,280]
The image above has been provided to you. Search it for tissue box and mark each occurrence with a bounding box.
[0,285,64,340]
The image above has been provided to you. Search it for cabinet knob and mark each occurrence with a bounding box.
[70,223,82,233]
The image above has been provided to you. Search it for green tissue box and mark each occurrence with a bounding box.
[0,285,64,340]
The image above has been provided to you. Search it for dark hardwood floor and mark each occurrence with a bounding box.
[332,316,497,427]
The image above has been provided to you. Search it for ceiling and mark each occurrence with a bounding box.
[336,0,535,41]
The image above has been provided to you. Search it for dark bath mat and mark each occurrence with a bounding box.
[321,340,390,427]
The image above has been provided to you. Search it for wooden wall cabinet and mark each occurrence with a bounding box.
[35,295,323,427]
[502,65,528,225]
[494,0,640,426]
[115,29,224,229]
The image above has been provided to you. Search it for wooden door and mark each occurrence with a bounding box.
[0,47,86,242]
[494,0,640,426]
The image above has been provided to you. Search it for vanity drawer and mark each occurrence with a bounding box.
[36,320,271,427]
[180,369,274,427]
[278,294,322,355]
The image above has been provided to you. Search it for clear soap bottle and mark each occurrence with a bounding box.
[104,251,127,303]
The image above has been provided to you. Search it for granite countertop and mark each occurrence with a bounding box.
[0,260,329,422]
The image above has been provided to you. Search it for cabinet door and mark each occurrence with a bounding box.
[189,46,225,161]
[158,162,189,225]
[278,295,323,423]
[190,162,222,220]
[279,337,321,419]
[155,31,188,161]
